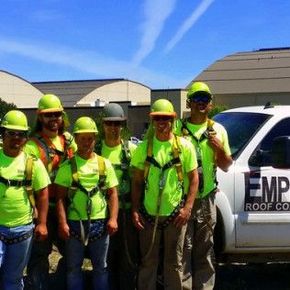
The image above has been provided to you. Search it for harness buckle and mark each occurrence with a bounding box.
[159,175,166,189]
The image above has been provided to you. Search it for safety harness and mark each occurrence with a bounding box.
[30,132,74,182]
[68,154,107,245]
[181,118,217,193]
[96,139,136,267]
[96,140,131,207]
[140,134,185,261]
[141,135,185,228]
[0,154,36,244]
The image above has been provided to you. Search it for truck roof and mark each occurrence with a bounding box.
[223,105,290,117]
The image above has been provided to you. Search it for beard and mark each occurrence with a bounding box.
[43,120,61,132]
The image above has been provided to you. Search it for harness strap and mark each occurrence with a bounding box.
[142,135,184,261]
[31,133,73,175]
[25,156,38,219]
[144,135,183,182]
[97,139,135,266]
[0,228,34,245]
[139,197,186,229]
[0,176,31,187]
[181,118,216,192]
[181,118,216,143]
[68,154,106,245]
[0,155,37,219]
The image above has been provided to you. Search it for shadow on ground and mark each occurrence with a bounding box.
[28,248,290,290]
[46,262,290,290]
[215,262,290,290]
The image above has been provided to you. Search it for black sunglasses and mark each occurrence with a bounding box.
[189,95,211,104]
[5,130,27,138]
[42,112,63,118]
[152,116,173,122]
[104,121,122,127]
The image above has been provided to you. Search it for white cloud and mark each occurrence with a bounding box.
[165,0,215,53]
[131,0,176,66]
[0,38,187,89]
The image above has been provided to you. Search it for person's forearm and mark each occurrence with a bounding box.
[131,179,143,212]
[216,149,233,171]
[55,185,68,225]
[36,188,49,225]
[185,169,198,210]
[108,188,119,220]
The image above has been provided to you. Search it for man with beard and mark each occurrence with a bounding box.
[96,103,139,290]
[131,99,198,290]
[24,94,77,290]
[175,82,232,290]
[0,110,50,290]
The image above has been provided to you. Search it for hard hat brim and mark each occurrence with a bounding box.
[102,116,127,121]
[150,112,176,117]
[187,91,212,100]
[73,130,98,134]
[2,124,29,131]
[37,108,64,114]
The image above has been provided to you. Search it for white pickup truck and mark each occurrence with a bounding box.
[213,103,290,262]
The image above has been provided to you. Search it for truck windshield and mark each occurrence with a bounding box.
[213,112,270,159]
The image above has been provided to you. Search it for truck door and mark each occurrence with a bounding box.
[236,117,290,247]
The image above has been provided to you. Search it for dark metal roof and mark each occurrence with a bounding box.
[189,47,290,94]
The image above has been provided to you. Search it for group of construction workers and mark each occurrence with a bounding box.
[0,81,232,290]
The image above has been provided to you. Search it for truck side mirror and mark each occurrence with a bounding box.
[271,136,290,168]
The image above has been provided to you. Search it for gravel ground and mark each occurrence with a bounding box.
[47,248,290,290]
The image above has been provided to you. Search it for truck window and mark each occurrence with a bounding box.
[214,112,270,159]
[249,118,290,167]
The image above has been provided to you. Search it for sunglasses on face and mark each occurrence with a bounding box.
[42,112,63,118]
[189,95,211,104]
[104,121,122,127]
[152,116,173,122]
[5,130,27,138]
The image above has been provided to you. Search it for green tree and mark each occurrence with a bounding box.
[209,104,228,118]
[0,98,17,120]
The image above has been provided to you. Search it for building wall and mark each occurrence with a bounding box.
[22,103,150,138]
[77,80,151,106]
[151,89,188,119]
[214,93,290,108]
[0,71,43,108]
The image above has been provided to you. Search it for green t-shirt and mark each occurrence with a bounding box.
[0,150,51,227]
[131,135,197,216]
[101,140,136,209]
[175,119,231,198]
[54,153,118,220]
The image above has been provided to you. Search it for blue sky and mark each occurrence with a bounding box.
[1,0,290,89]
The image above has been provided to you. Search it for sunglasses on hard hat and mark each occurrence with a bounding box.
[5,130,27,138]
[190,95,211,104]
[152,116,173,122]
[42,112,63,118]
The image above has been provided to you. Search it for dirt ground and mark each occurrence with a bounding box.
[46,248,290,290]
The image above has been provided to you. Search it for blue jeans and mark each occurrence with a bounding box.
[0,223,34,290]
[66,220,109,290]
